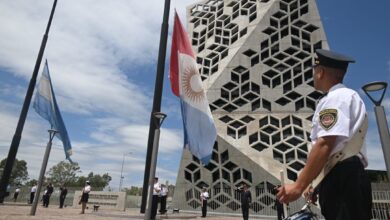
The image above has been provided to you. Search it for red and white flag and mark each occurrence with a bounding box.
[169,12,216,165]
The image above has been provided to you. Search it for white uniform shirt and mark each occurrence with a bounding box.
[310,83,368,166]
[83,185,91,193]
[31,186,37,193]
[153,183,161,195]
[160,186,168,196]
[201,191,209,200]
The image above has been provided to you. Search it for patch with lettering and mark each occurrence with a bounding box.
[319,109,338,130]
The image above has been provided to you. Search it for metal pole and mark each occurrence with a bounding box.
[374,106,390,182]
[280,170,288,217]
[144,128,161,220]
[30,129,57,216]
[0,0,58,202]
[119,153,125,191]
[140,0,170,213]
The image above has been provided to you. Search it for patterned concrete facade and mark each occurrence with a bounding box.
[173,0,328,215]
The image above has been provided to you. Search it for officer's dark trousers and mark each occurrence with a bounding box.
[30,192,35,204]
[319,156,372,220]
[151,195,159,220]
[241,204,249,220]
[202,200,207,217]
[159,196,167,214]
[59,196,65,208]
[44,195,51,207]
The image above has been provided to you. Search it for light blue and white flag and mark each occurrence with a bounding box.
[169,13,217,165]
[33,60,73,161]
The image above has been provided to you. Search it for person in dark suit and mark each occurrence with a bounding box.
[43,183,53,207]
[59,185,68,208]
[238,183,252,220]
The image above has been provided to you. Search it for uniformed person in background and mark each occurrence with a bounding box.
[59,185,68,208]
[13,186,20,202]
[43,183,54,207]
[30,184,37,204]
[277,49,372,219]
[80,180,91,214]
[200,186,209,218]
[159,184,168,214]
[151,177,161,220]
[238,183,252,220]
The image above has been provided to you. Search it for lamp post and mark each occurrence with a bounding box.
[30,129,58,215]
[144,112,166,220]
[362,81,390,181]
[119,152,132,191]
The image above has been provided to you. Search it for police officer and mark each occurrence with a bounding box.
[238,183,252,220]
[159,184,168,214]
[277,49,372,219]
[151,177,161,220]
[200,186,209,218]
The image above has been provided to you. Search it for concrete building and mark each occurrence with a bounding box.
[173,0,328,216]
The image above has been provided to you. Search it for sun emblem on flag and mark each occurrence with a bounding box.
[182,62,205,103]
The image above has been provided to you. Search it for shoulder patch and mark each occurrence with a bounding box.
[319,109,338,130]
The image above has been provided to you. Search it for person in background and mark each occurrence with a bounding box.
[59,185,68,208]
[80,181,91,214]
[30,184,37,204]
[159,184,168,214]
[200,186,209,218]
[5,184,10,198]
[151,177,161,220]
[238,183,252,220]
[43,183,53,207]
[13,186,20,202]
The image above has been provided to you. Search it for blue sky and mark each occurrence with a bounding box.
[0,0,389,189]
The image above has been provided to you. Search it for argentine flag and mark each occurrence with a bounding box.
[169,12,217,165]
[33,60,73,161]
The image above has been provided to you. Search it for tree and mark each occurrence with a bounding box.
[0,158,28,186]
[124,186,143,195]
[46,161,80,186]
[83,172,112,188]
[25,179,38,187]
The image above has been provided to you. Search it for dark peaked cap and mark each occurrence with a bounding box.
[314,49,355,70]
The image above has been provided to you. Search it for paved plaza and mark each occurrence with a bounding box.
[0,203,275,220]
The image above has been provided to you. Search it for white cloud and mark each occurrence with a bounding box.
[366,129,386,170]
[0,0,196,188]
[0,0,194,120]
[117,124,183,153]
[365,97,389,170]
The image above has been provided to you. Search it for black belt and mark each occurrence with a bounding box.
[340,155,361,164]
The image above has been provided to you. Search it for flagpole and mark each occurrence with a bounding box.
[0,0,58,202]
[140,0,171,213]
[30,129,58,216]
